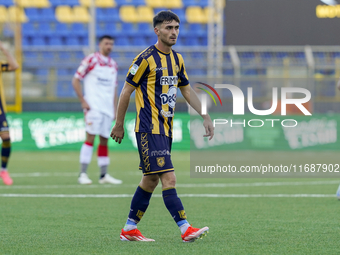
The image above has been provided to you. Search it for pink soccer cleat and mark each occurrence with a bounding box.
[0,171,13,185]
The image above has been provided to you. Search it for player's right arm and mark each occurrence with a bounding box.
[73,55,93,111]
[110,82,135,144]
[111,54,149,144]
[72,76,90,111]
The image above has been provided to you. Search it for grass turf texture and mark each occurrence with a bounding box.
[0,151,339,255]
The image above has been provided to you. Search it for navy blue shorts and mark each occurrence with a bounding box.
[136,132,174,176]
[0,100,9,132]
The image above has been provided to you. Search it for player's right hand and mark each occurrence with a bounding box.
[110,124,124,144]
[81,100,90,111]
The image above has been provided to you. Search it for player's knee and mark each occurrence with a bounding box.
[0,133,10,141]
[141,175,159,191]
[161,173,176,188]
[86,134,95,144]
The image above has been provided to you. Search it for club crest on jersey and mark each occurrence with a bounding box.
[160,86,177,108]
[160,76,178,86]
[130,64,139,75]
[175,65,179,73]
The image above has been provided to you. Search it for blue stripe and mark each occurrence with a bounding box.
[152,50,165,135]
[166,53,174,138]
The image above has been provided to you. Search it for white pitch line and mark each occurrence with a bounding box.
[0,180,338,190]
[0,194,336,198]
[10,172,77,177]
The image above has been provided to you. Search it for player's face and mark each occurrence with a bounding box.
[99,39,114,56]
[157,20,179,47]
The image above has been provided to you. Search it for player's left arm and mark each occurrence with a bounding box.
[0,41,18,71]
[180,85,214,140]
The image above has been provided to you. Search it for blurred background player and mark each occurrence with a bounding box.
[0,41,18,186]
[72,35,122,185]
[111,11,214,242]
[336,79,340,199]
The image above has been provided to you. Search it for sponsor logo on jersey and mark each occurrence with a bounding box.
[130,64,139,75]
[151,149,170,157]
[161,110,174,118]
[160,76,178,86]
[97,77,111,83]
[155,67,167,72]
[161,86,177,108]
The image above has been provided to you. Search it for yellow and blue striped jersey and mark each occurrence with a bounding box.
[0,62,9,112]
[126,45,190,138]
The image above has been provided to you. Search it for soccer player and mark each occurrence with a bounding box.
[110,11,214,242]
[73,35,122,185]
[0,41,19,186]
[337,79,340,199]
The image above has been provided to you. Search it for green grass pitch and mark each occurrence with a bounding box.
[0,151,339,255]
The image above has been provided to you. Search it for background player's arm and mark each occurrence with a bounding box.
[72,77,90,111]
[337,78,340,91]
[0,41,18,71]
[180,85,214,140]
[110,82,135,144]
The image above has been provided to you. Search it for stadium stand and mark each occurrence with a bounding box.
[56,5,74,23]
[79,0,116,7]
[0,6,8,22]
[0,0,211,98]
[8,6,28,22]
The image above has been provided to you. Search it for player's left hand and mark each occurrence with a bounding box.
[203,118,214,140]
[110,124,124,144]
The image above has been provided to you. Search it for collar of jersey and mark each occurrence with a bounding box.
[154,45,171,55]
[96,52,111,65]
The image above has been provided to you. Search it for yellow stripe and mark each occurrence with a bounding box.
[143,168,174,175]
[138,185,153,193]
[0,67,6,113]
[146,56,159,134]
[126,82,137,89]
[162,187,176,191]
[2,141,10,148]
[134,85,144,132]
[132,58,148,85]
[160,54,170,136]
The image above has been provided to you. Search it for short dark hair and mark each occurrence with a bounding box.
[99,35,114,43]
[153,10,180,28]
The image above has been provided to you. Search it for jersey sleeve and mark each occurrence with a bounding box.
[0,62,9,72]
[177,54,189,87]
[126,56,150,88]
[74,55,93,80]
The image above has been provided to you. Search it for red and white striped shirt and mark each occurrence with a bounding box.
[75,52,118,118]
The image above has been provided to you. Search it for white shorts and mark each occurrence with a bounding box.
[84,110,113,138]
